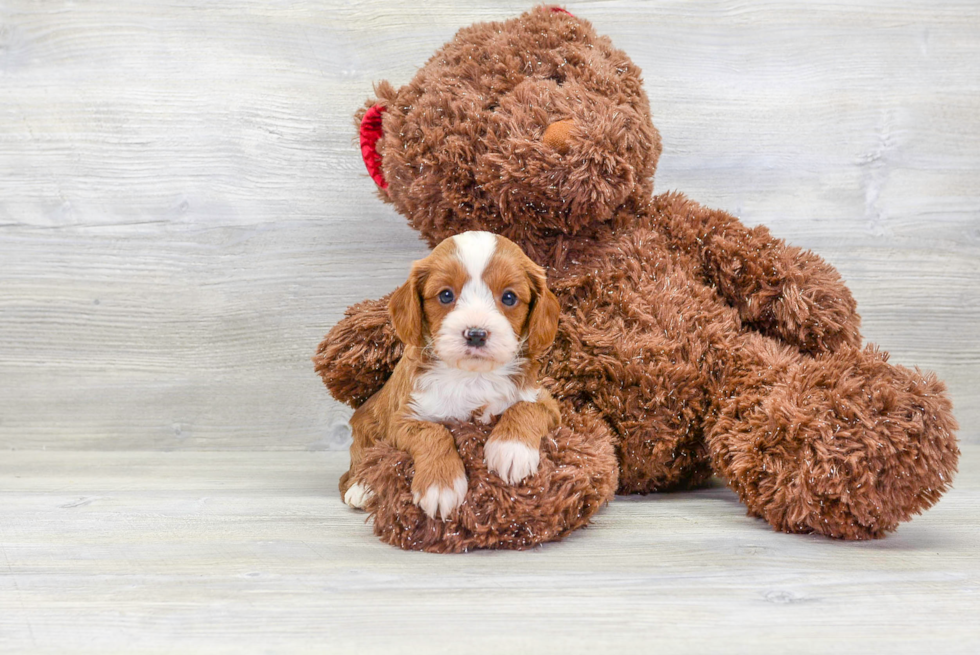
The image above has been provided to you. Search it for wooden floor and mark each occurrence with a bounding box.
[1,446,977,654]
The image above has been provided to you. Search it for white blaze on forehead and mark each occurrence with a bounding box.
[452,231,497,282]
[453,232,504,331]
[453,231,498,314]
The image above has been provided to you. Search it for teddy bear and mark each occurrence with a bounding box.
[315,5,959,548]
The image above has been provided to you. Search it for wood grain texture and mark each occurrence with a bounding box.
[0,0,977,449]
[0,446,978,653]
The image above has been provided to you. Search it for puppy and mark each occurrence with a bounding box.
[340,231,561,520]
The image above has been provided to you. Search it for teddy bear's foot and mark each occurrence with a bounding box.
[708,343,959,539]
[616,423,713,493]
[351,402,618,552]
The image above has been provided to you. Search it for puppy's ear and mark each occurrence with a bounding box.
[524,261,561,358]
[388,262,427,348]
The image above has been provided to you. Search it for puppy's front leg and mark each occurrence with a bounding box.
[393,420,468,520]
[485,389,561,485]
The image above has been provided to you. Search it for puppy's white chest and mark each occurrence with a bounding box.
[408,364,538,423]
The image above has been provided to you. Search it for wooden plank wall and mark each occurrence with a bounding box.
[1,0,977,450]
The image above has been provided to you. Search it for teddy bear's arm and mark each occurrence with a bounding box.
[653,193,862,354]
[313,294,403,408]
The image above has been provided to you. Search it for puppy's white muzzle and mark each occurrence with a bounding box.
[434,283,517,373]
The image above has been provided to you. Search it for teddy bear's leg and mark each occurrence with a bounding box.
[615,414,713,493]
[548,276,726,493]
[313,294,403,409]
[706,333,959,539]
[603,338,714,492]
[547,242,746,494]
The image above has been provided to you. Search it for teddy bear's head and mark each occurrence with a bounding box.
[358,6,661,249]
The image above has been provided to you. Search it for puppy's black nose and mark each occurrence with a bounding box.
[464,328,488,348]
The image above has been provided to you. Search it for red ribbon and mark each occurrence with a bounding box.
[359,104,388,190]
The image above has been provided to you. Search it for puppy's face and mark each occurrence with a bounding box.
[389,231,560,372]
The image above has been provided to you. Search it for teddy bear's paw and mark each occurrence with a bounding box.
[343,482,375,510]
[412,475,468,520]
[709,344,959,539]
[485,439,541,485]
[763,252,862,355]
[313,295,402,408]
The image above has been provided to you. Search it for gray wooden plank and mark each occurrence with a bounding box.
[0,0,977,449]
[0,446,977,653]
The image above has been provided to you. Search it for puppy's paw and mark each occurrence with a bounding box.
[343,482,374,510]
[474,406,493,425]
[412,475,468,520]
[485,439,540,485]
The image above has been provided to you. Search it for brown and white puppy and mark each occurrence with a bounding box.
[341,231,561,520]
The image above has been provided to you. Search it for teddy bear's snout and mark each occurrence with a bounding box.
[474,92,650,234]
[542,119,575,154]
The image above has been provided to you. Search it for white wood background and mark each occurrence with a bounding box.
[1,0,978,450]
[1,3,978,651]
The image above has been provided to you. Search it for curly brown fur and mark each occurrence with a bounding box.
[313,295,401,408]
[354,402,618,553]
[369,8,659,247]
[316,5,959,544]
[707,338,960,539]
[649,192,862,355]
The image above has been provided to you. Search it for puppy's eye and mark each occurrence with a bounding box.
[438,289,455,305]
[501,290,518,307]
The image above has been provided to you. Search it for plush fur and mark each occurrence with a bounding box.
[353,402,618,553]
[315,5,959,546]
